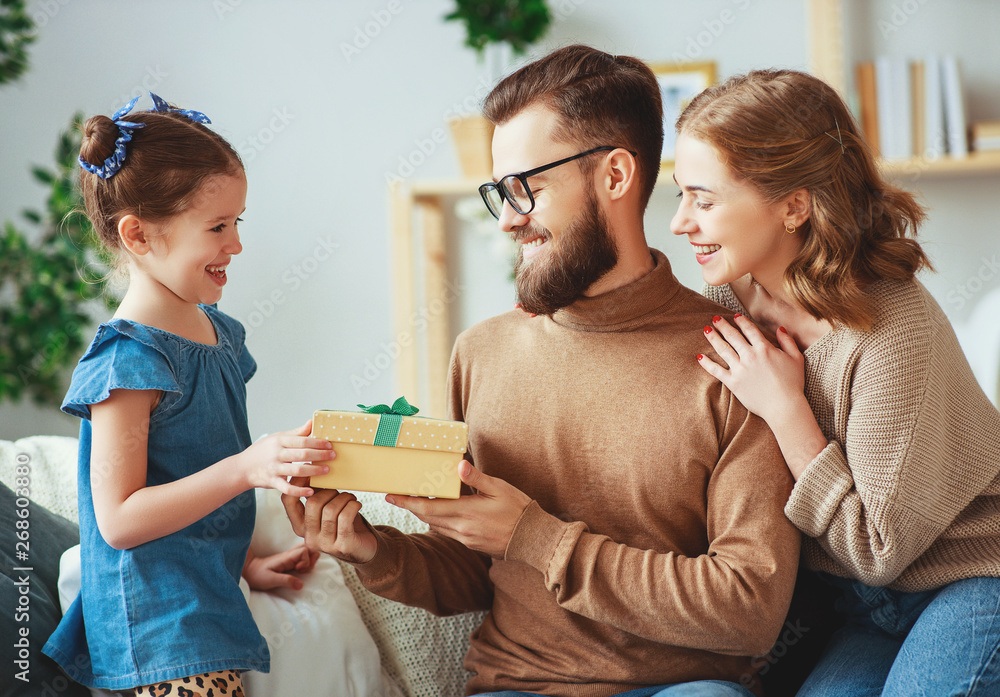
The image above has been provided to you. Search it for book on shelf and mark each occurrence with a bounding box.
[855,54,967,162]
[972,121,1000,152]
[941,55,968,158]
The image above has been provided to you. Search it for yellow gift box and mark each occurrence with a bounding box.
[309,398,468,499]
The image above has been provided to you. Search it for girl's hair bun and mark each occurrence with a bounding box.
[79,115,120,168]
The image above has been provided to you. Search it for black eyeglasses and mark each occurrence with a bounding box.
[478,145,636,219]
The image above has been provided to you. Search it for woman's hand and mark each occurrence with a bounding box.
[698,315,807,424]
[698,314,828,479]
[243,545,319,591]
[237,421,335,497]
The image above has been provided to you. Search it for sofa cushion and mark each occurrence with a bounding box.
[0,478,89,697]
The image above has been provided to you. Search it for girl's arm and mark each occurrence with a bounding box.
[90,388,333,550]
[697,316,827,478]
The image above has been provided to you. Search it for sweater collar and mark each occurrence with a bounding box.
[550,248,681,331]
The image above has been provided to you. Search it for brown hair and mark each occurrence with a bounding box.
[79,104,243,268]
[677,69,930,330]
[483,44,663,211]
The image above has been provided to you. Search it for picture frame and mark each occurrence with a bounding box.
[651,61,717,165]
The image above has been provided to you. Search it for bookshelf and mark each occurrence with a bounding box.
[392,0,998,416]
[812,0,1000,179]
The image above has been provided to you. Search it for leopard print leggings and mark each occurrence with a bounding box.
[134,669,244,696]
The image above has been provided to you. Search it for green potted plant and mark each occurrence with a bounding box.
[443,0,552,177]
[0,120,119,406]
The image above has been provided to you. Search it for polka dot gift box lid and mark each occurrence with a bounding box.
[311,410,468,453]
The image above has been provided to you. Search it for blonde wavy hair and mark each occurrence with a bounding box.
[677,69,930,330]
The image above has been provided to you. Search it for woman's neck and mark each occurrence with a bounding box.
[732,275,833,351]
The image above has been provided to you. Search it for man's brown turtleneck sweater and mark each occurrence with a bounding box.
[355,250,801,697]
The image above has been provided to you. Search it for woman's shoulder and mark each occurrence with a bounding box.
[827,278,957,374]
[864,278,948,337]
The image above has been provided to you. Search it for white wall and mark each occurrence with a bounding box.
[1,0,997,440]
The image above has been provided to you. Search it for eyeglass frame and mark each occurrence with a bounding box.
[478,145,637,220]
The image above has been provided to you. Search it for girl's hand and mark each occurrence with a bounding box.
[243,545,319,591]
[698,315,807,424]
[237,421,334,497]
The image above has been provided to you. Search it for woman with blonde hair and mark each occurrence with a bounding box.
[671,68,1000,695]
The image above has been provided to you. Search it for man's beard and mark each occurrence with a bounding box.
[513,189,619,316]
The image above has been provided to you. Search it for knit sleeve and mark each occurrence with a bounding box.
[786,288,1000,587]
[505,393,801,656]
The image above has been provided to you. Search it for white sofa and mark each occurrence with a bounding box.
[0,435,486,697]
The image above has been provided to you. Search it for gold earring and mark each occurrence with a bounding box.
[785,222,796,234]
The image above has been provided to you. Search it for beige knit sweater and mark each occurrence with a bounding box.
[355,250,800,697]
[705,279,1000,592]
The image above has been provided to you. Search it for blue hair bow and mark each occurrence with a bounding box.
[149,92,211,125]
[78,92,212,180]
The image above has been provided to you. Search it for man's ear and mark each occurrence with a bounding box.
[784,189,812,227]
[118,215,150,255]
[603,148,638,202]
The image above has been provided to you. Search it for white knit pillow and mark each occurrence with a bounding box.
[338,492,487,697]
[0,436,80,522]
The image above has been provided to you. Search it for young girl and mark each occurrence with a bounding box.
[42,93,334,696]
[671,69,1000,695]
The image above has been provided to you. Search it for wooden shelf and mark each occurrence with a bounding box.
[880,150,1000,178]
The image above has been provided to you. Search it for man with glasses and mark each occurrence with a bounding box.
[285,45,799,697]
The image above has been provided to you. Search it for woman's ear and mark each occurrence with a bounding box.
[784,189,812,227]
[604,148,637,202]
[117,215,150,255]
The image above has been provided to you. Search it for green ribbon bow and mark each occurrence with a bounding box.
[356,396,420,416]
[356,397,419,447]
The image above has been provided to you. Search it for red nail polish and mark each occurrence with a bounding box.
[712,315,721,323]
[704,326,712,334]
[734,313,742,319]
[778,326,787,333]
[696,354,704,361]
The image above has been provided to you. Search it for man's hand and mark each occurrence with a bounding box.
[387,460,531,559]
[282,482,379,564]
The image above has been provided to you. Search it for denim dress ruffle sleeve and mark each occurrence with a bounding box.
[42,304,269,690]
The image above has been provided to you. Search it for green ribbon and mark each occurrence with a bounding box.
[357,396,420,416]
[357,397,420,448]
